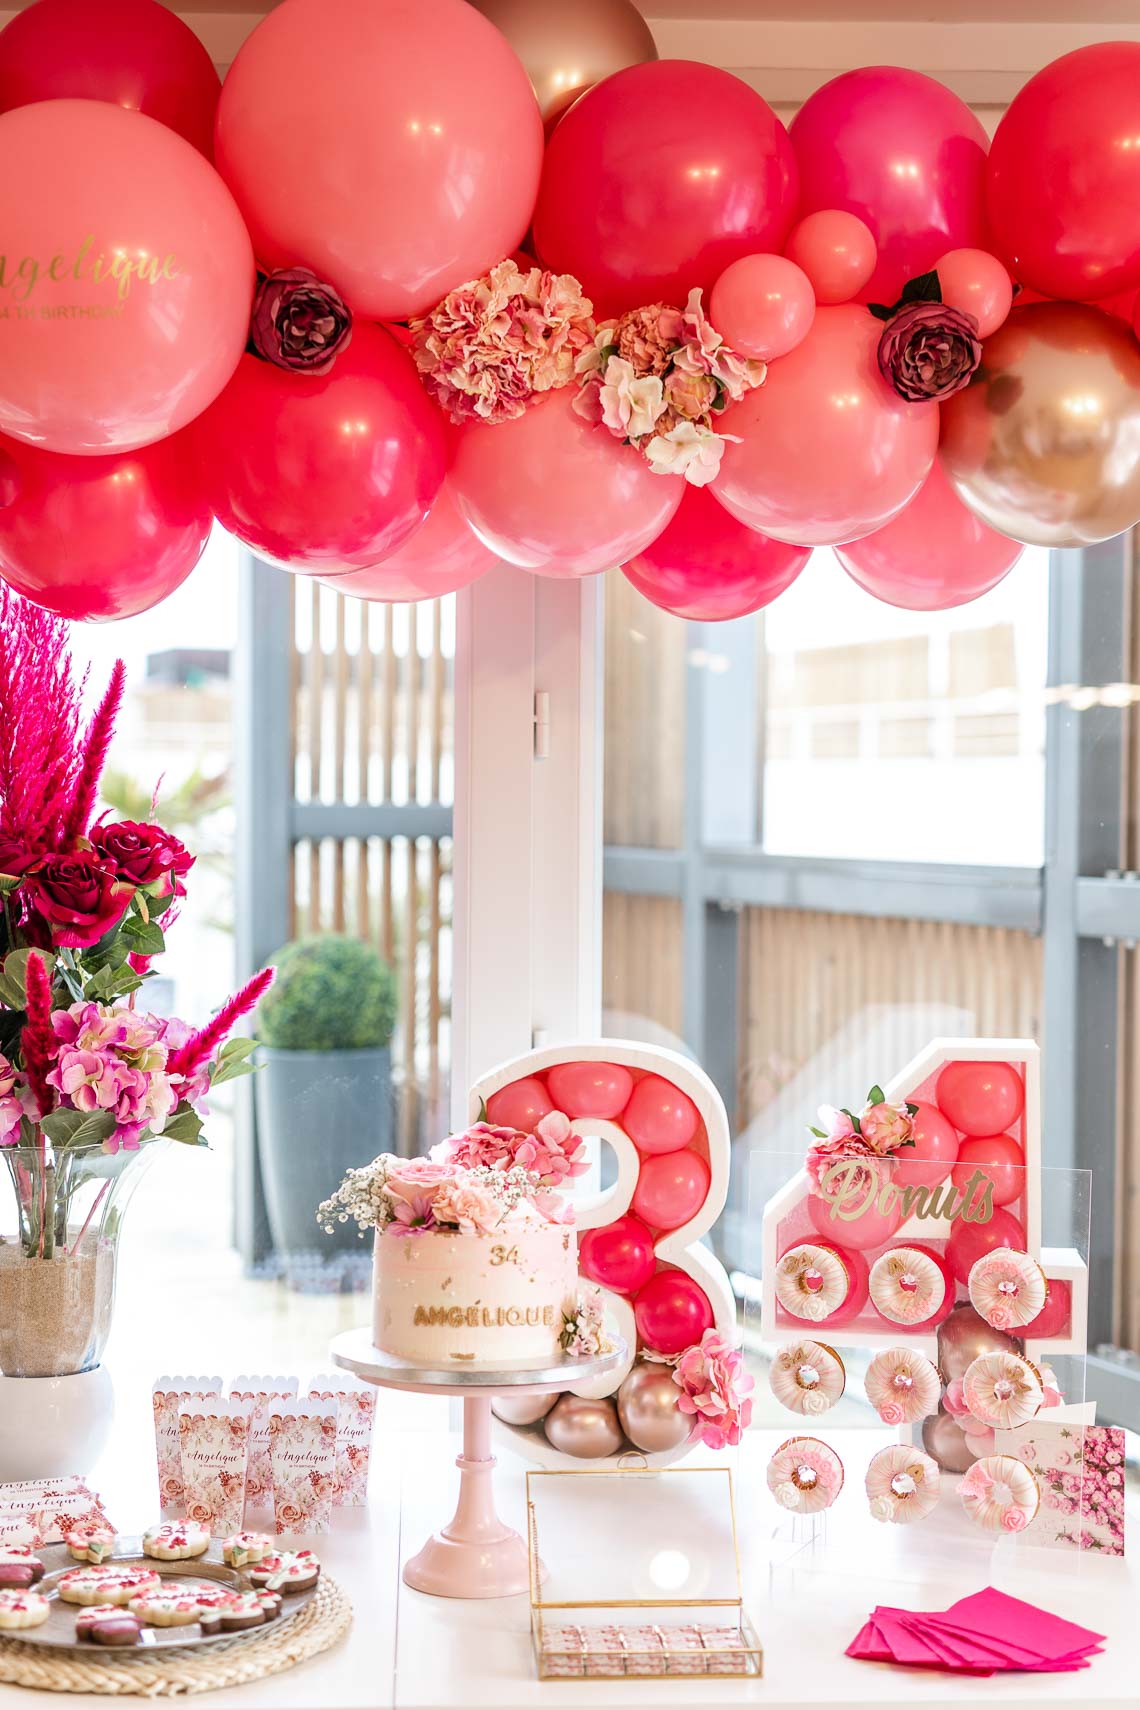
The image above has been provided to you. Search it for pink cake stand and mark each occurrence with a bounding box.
[330,1327,626,1600]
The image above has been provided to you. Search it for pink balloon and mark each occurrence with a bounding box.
[785,209,877,305]
[950,1134,1026,1209]
[935,248,1013,338]
[579,1214,656,1296]
[1024,1279,1071,1340]
[836,461,1023,611]
[713,305,937,546]
[633,1269,714,1355]
[623,1075,699,1156]
[623,485,808,621]
[450,388,682,578]
[546,1061,634,1121]
[485,1076,554,1132]
[193,325,447,574]
[318,483,499,603]
[216,0,542,322]
[894,1100,960,1190]
[807,1183,903,1251]
[533,60,798,317]
[709,254,815,362]
[0,431,209,622]
[944,1205,1026,1286]
[632,1150,710,1231]
[790,67,989,305]
[937,1060,1024,1138]
[0,100,253,455]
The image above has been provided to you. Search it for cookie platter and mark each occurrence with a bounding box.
[4,1540,320,1652]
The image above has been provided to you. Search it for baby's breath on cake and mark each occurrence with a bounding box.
[462,1163,543,1214]
[316,1153,397,1235]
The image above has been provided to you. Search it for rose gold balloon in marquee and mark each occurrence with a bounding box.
[469,0,657,127]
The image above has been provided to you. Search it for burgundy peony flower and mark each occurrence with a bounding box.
[89,820,193,896]
[249,268,352,376]
[20,852,133,948]
[878,300,982,402]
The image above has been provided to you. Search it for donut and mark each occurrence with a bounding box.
[766,1437,844,1515]
[249,1550,320,1593]
[967,1249,1047,1331]
[129,1590,204,1628]
[0,1590,49,1630]
[864,1348,942,1425]
[868,1244,950,1327]
[142,1521,209,1561]
[774,1242,851,1323]
[768,1340,846,1417]
[58,1566,161,1606]
[962,1351,1044,1429]
[76,1605,142,1647]
[223,1531,273,1569]
[65,1525,116,1565]
[959,1454,1040,1533]
[865,1445,941,1524]
[0,1546,44,1589]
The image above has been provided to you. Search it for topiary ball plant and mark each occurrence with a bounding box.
[257,934,397,1052]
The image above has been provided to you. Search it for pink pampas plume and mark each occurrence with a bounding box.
[167,968,275,1083]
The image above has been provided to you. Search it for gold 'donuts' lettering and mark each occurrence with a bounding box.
[817,1160,994,1226]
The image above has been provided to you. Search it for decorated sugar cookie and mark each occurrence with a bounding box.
[865,1348,942,1425]
[183,1583,243,1612]
[65,1524,116,1565]
[865,1445,941,1524]
[0,1590,49,1630]
[962,1351,1044,1430]
[766,1437,844,1515]
[129,1590,204,1628]
[868,1245,949,1327]
[58,1565,161,1607]
[960,1454,1040,1533]
[142,1521,209,1561]
[249,1549,321,1593]
[773,1243,851,1323]
[0,1546,45,1589]
[198,1590,283,1634]
[968,1249,1047,1332]
[768,1340,846,1417]
[76,1605,143,1647]
[223,1531,273,1569]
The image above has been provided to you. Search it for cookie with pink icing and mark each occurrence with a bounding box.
[0,1589,49,1630]
[864,1348,942,1425]
[865,1445,941,1524]
[0,1546,45,1589]
[248,1550,320,1593]
[58,1565,161,1606]
[959,1454,1040,1533]
[129,1589,204,1628]
[967,1249,1047,1331]
[142,1521,209,1561]
[76,1605,143,1647]
[773,1243,851,1323]
[766,1437,844,1515]
[962,1351,1044,1430]
[222,1531,273,1569]
[768,1340,846,1417]
[65,1524,116,1565]
[868,1244,950,1327]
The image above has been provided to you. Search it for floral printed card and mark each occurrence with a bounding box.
[152,1374,222,1510]
[268,1398,339,1536]
[997,1422,1126,1556]
[0,1478,114,1546]
[307,1373,376,1506]
[229,1374,299,1513]
[178,1397,252,1538]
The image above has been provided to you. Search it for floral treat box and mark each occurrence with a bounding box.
[307,1376,375,1506]
[999,1422,1125,1555]
[268,1398,339,1535]
[178,1398,253,1537]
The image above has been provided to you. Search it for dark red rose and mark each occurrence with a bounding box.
[878,301,982,402]
[250,268,353,375]
[20,853,133,948]
[0,836,37,877]
[89,820,193,895]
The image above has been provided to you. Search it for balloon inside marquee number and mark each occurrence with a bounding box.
[623,485,810,622]
[319,482,501,604]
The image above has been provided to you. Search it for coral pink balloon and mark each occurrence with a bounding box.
[318,483,499,603]
[450,388,682,578]
[533,60,798,317]
[714,305,937,546]
[937,1060,1024,1138]
[0,432,209,622]
[546,1061,634,1121]
[623,1075,699,1156]
[950,1134,1026,1209]
[485,1076,554,1132]
[790,67,989,306]
[935,248,1013,338]
[0,100,253,455]
[632,1150,710,1231]
[633,1269,714,1355]
[1024,1279,1071,1340]
[785,209,877,305]
[623,486,809,621]
[193,325,446,574]
[945,1205,1026,1286]
[580,1214,656,1295]
[894,1100,960,1190]
[215,0,542,321]
[836,461,1023,611]
[807,1184,904,1252]
[0,0,220,156]
[709,254,815,362]
[987,44,1140,301]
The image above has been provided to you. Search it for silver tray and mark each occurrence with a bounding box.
[330,1325,628,1390]
[10,1537,319,1652]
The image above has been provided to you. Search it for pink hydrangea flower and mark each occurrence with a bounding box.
[0,1053,22,1147]
[432,1178,505,1236]
[435,1114,586,1188]
[597,357,666,439]
[670,1328,754,1450]
[644,420,727,485]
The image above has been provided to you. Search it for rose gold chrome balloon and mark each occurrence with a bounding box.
[921,1407,976,1475]
[543,1393,625,1458]
[935,1302,1020,1382]
[470,0,657,126]
[491,1392,558,1427]
[616,1362,694,1454]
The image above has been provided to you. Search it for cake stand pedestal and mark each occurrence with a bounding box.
[330,1328,625,1600]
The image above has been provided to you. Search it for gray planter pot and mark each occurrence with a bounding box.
[256,1047,392,1259]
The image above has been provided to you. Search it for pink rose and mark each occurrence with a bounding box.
[1000,1506,1028,1533]
[383,1158,458,1210]
[858,1099,913,1154]
[878,1401,905,1426]
[432,1178,505,1236]
[987,1304,1014,1330]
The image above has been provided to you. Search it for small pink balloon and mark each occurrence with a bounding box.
[935,248,1013,338]
[623,1075,699,1156]
[485,1076,554,1132]
[623,484,809,622]
[937,1060,1025,1138]
[546,1060,634,1121]
[579,1214,657,1295]
[633,1269,714,1355]
[944,1204,1026,1285]
[1024,1278,1071,1340]
[709,253,815,361]
[785,209,877,305]
[806,1184,903,1251]
[632,1150,711,1231]
[950,1133,1026,1208]
[318,482,500,602]
[894,1100,960,1189]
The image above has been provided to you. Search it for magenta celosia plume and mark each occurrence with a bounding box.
[166,967,275,1082]
[21,951,56,1120]
[62,658,125,844]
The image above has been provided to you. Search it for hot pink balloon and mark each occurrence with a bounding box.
[193,324,446,574]
[318,483,499,603]
[580,1214,656,1295]
[450,388,682,578]
[0,431,209,622]
[0,100,253,455]
[790,67,989,305]
[633,1269,713,1355]
[485,1076,554,1132]
[533,60,798,317]
[894,1100,960,1190]
[937,1060,1024,1138]
[945,1205,1026,1286]
[806,1185,903,1252]
[709,254,814,362]
[785,209,877,305]
[623,1076,699,1156]
[1024,1279,1071,1340]
[632,1150,710,1230]
[215,0,543,321]
[713,305,937,546]
[546,1061,634,1121]
[623,485,808,621]
[935,248,1013,338]
[836,461,1023,611]
[950,1134,1026,1209]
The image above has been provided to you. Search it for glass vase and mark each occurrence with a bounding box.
[0,1141,162,1378]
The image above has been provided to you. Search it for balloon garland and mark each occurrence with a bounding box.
[0,0,1138,622]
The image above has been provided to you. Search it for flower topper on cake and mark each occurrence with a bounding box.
[805,1084,918,1196]
[560,1289,615,1360]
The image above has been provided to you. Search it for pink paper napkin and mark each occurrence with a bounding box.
[848,1588,1104,1676]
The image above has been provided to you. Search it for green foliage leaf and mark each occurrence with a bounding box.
[898,269,942,307]
[208,1037,260,1089]
[0,873,23,896]
[867,303,895,322]
[0,948,52,1009]
[119,915,166,958]
[39,1108,116,1149]
[162,1105,206,1147]
[82,962,145,1005]
[807,1125,827,1139]
[867,1084,886,1106]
